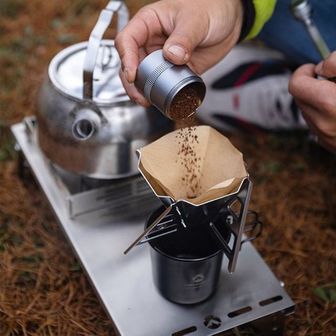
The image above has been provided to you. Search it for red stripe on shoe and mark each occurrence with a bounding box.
[234,62,262,87]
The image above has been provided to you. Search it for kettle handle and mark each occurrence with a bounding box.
[83,1,129,100]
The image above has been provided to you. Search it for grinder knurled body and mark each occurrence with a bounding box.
[135,49,206,120]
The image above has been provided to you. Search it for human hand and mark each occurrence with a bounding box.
[289,52,336,153]
[115,0,243,106]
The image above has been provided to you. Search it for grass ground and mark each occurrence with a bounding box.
[0,1,336,335]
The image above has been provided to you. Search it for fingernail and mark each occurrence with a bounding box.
[167,45,187,61]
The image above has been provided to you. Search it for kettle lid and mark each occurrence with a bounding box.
[49,40,129,104]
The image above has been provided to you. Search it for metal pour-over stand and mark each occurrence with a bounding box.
[124,175,261,275]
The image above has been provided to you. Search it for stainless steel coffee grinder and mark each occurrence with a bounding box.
[135,49,206,120]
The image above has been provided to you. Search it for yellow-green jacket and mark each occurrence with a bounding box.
[247,0,277,39]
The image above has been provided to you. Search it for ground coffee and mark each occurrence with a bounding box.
[175,115,202,200]
[169,85,201,120]
[168,84,203,200]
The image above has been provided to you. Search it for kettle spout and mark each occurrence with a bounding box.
[72,109,101,141]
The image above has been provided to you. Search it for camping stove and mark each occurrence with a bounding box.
[12,117,295,336]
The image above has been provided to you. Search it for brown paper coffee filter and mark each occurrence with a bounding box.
[139,125,248,205]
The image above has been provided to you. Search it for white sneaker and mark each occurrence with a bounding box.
[198,44,307,132]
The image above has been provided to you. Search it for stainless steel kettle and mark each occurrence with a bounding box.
[37,1,172,179]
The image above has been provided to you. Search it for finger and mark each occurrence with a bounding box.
[289,64,319,106]
[295,98,320,133]
[119,69,150,107]
[315,51,336,78]
[115,6,164,83]
[163,9,208,65]
[289,64,336,108]
[295,99,335,152]
[317,139,336,154]
[296,98,336,150]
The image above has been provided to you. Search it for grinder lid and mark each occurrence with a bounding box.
[49,40,129,105]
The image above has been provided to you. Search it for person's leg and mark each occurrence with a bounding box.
[198,44,307,132]
[259,0,336,65]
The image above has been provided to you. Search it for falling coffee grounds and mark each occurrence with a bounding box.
[175,115,202,200]
[169,84,203,199]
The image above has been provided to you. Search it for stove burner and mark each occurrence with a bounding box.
[18,117,159,222]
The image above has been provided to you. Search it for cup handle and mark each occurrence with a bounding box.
[83,1,129,100]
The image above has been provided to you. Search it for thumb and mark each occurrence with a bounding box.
[163,12,207,65]
[289,64,316,101]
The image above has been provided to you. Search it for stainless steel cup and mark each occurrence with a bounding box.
[146,206,228,305]
[135,49,206,120]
